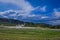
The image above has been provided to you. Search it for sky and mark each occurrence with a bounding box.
[0,0,60,25]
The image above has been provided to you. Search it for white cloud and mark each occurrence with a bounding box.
[40,6,46,12]
[0,10,19,15]
[41,16,48,19]
[0,0,34,14]
[35,6,46,12]
[0,0,40,19]
[0,8,49,20]
[1,15,8,18]
[25,14,49,19]
[48,20,60,25]
[46,8,60,25]
[53,9,60,18]
[0,10,36,18]
[0,0,48,20]
[28,14,36,17]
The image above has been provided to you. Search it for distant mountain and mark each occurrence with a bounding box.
[0,18,60,29]
[0,18,50,26]
[0,18,24,26]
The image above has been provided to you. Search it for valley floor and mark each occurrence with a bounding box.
[2,26,60,31]
[0,28,60,40]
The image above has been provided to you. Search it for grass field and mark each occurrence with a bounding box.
[0,28,60,40]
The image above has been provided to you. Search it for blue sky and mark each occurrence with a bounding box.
[0,0,60,25]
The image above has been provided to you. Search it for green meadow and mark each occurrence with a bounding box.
[0,28,60,40]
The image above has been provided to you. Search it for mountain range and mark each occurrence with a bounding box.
[0,18,60,29]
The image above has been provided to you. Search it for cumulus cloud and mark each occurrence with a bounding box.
[0,0,48,20]
[0,0,34,14]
